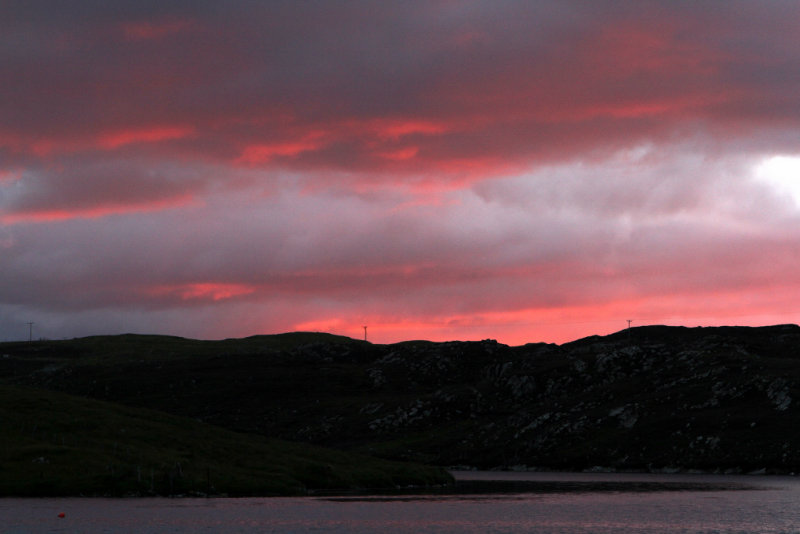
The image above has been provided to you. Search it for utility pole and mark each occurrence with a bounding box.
[26,322,34,342]
[363,326,367,342]
[627,319,632,329]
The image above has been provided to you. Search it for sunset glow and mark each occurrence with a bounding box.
[2,2,800,344]
[148,283,256,302]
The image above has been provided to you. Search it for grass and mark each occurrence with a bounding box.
[4,326,799,473]
[0,385,452,497]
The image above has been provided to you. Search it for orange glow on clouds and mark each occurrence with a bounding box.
[148,282,256,302]
[293,306,629,345]
[3,3,800,343]
[292,287,800,346]
[379,146,419,161]
[12,126,194,157]
[234,119,449,167]
[369,119,448,139]
[1,195,196,225]
[98,126,195,149]
[237,137,326,165]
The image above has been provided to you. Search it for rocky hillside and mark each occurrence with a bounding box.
[2,325,799,473]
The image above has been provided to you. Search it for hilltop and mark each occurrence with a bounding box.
[2,325,800,474]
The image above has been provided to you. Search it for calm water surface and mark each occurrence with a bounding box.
[4,471,800,533]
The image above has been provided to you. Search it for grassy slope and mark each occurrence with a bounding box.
[0,385,452,497]
[7,327,798,473]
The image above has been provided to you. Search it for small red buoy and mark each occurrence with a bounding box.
[57,513,65,518]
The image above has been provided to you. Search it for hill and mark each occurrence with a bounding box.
[2,325,800,473]
[0,385,452,496]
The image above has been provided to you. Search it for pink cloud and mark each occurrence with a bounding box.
[236,136,327,165]
[367,119,449,139]
[1,194,197,224]
[98,126,195,149]
[2,3,800,342]
[4,3,793,178]
[147,282,256,302]
[379,146,419,161]
[1,125,195,158]
[0,158,206,224]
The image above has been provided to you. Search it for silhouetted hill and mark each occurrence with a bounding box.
[2,325,799,473]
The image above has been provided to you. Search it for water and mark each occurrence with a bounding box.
[4,471,800,533]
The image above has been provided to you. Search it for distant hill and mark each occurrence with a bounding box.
[2,325,800,474]
[0,385,451,496]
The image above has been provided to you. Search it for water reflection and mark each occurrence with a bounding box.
[2,472,797,534]
[316,471,762,501]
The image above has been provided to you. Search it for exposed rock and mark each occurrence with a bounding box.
[767,378,792,411]
[3,324,800,473]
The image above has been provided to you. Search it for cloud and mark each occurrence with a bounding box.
[2,2,800,343]
[4,2,799,173]
[0,158,204,223]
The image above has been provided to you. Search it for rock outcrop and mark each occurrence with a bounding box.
[3,325,800,473]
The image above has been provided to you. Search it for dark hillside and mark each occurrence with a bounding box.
[3,325,799,473]
[0,385,451,496]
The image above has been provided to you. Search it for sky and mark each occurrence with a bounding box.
[2,1,800,345]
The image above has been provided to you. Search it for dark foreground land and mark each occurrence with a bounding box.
[2,324,800,495]
[0,385,451,496]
